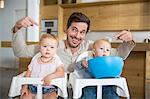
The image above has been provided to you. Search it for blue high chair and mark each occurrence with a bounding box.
[69,51,130,99]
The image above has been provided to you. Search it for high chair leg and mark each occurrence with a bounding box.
[97,86,102,99]
[36,84,42,99]
[126,97,130,99]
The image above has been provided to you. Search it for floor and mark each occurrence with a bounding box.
[0,68,18,99]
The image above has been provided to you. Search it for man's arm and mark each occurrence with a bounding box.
[12,17,39,57]
[113,41,135,60]
[113,30,135,60]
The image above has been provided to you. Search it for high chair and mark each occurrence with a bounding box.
[69,51,130,99]
[8,71,68,99]
[9,53,68,99]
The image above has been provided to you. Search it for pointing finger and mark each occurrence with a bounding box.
[27,17,38,26]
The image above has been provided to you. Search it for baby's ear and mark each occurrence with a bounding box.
[92,51,96,57]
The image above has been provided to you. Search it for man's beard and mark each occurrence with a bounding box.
[68,42,80,48]
[67,36,81,48]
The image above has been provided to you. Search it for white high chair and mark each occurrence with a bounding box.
[8,53,68,99]
[8,71,68,99]
[69,51,130,99]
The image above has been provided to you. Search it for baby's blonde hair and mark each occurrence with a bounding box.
[39,34,58,46]
[93,39,111,49]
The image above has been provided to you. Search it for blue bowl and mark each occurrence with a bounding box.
[88,56,123,78]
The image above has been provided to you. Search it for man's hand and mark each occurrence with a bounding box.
[12,17,38,33]
[114,30,133,43]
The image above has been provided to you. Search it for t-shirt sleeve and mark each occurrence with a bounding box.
[54,54,64,68]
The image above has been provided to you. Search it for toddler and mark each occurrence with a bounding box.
[20,34,64,99]
[75,39,119,99]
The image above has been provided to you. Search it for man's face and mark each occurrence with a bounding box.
[66,22,88,48]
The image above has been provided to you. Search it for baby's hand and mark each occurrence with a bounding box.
[20,85,28,97]
[42,75,52,86]
[82,59,88,68]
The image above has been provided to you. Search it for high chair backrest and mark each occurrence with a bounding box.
[73,51,93,78]
[76,51,93,62]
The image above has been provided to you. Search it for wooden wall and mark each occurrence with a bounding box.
[19,57,31,73]
[122,51,146,99]
[62,1,150,31]
[40,5,58,20]
[40,1,150,39]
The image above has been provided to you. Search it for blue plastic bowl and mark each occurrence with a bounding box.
[88,56,123,78]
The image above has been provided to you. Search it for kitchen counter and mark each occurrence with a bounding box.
[112,43,150,51]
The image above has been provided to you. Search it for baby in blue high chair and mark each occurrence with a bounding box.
[20,34,64,99]
[75,39,121,99]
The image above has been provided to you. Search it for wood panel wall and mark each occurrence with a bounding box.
[122,51,146,99]
[19,57,31,73]
[62,1,150,31]
[40,5,58,20]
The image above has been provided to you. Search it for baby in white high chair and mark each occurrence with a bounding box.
[20,34,64,99]
[75,39,122,99]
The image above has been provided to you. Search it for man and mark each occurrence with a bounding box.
[12,12,135,99]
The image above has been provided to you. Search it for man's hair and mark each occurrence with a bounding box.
[67,12,90,33]
[40,33,58,46]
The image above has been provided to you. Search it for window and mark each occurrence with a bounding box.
[0,0,4,8]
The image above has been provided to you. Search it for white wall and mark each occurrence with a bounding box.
[0,0,40,68]
[0,9,2,66]
[0,9,3,41]
[0,0,27,68]
[1,0,26,41]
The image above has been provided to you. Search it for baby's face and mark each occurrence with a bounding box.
[40,38,58,58]
[93,41,111,57]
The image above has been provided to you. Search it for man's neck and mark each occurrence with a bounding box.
[65,40,80,55]
[70,47,79,55]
